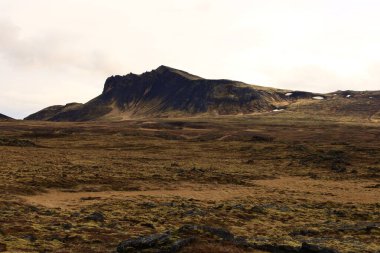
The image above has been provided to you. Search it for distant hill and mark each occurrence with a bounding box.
[0,113,13,121]
[285,90,380,121]
[25,103,83,121]
[25,65,379,121]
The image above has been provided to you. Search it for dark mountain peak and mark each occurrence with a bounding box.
[155,65,173,73]
[103,66,204,94]
[65,102,82,107]
[154,65,203,80]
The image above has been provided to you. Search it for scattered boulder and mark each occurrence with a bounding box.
[167,237,195,253]
[290,228,320,236]
[178,224,235,241]
[22,234,37,242]
[62,223,73,230]
[117,225,252,253]
[255,242,340,253]
[117,233,171,252]
[139,202,158,209]
[116,225,341,253]
[255,244,299,253]
[299,243,339,253]
[85,211,105,222]
[140,223,155,229]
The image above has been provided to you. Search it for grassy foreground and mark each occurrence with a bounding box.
[0,113,379,252]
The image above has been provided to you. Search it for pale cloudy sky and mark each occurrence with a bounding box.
[1,0,379,118]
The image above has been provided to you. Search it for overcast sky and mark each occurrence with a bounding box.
[1,0,380,119]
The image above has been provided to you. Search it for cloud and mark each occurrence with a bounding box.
[0,18,120,74]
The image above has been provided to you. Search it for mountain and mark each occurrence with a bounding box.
[25,65,379,121]
[25,103,83,121]
[0,113,13,120]
[286,90,380,121]
[24,66,308,121]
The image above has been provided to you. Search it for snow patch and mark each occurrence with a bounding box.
[285,93,293,96]
[346,95,351,98]
[312,96,324,100]
[273,109,285,112]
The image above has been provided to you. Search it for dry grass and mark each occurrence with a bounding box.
[0,113,379,252]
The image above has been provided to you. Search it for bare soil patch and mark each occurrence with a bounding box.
[20,177,380,210]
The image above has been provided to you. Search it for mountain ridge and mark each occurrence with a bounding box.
[24,66,379,121]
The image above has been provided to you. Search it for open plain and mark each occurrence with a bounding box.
[0,112,379,252]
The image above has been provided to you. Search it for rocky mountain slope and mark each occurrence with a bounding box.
[25,66,379,121]
[0,113,13,120]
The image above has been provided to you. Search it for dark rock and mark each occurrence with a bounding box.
[117,224,239,253]
[27,206,40,212]
[70,212,80,217]
[254,243,300,253]
[231,236,250,247]
[85,211,105,222]
[365,224,379,233]
[290,229,320,236]
[299,243,339,253]
[62,223,72,230]
[251,242,340,253]
[178,224,234,241]
[246,159,255,164]
[183,208,206,217]
[23,234,37,242]
[117,233,171,253]
[80,196,101,201]
[231,204,245,210]
[337,222,380,233]
[48,233,64,242]
[141,223,155,229]
[40,209,56,216]
[332,210,346,217]
[165,237,196,253]
[161,202,177,207]
[250,205,268,214]
[139,202,158,209]
[331,163,346,173]
[201,226,235,241]
[115,224,341,253]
